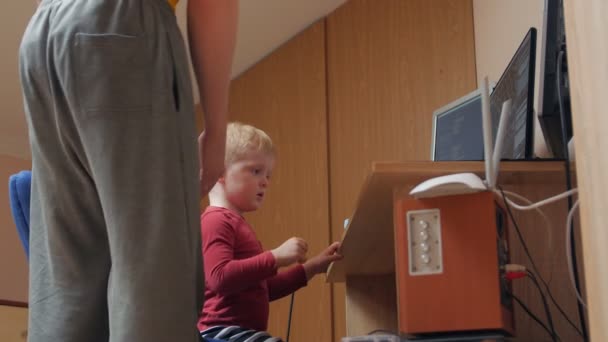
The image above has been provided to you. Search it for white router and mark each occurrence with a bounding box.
[410,77,512,198]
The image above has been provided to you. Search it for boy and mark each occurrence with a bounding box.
[198,122,342,341]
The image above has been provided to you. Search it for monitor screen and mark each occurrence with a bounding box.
[538,0,571,158]
[432,90,483,161]
[490,28,537,160]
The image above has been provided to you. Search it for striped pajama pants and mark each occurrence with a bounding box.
[201,326,284,342]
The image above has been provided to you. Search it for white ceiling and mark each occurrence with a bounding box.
[2,0,346,159]
[176,0,346,103]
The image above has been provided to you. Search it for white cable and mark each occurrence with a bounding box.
[493,188,578,211]
[498,189,554,283]
[566,200,586,307]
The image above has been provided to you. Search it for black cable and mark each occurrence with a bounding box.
[498,187,584,337]
[527,270,558,341]
[556,49,589,342]
[285,293,295,342]
[509,291,558,340]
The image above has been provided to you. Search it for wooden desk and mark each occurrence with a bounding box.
[327,161,580,340]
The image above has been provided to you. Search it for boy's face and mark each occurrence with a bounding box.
[221,150,275,214]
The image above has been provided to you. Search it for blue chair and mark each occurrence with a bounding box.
[8,170,32,258]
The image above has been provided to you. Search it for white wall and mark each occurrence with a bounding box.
[473,0,549,157]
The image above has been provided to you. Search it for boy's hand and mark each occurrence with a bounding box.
[271,237,308,268]
[303,242,343,280]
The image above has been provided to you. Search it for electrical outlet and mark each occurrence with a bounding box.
[406,209,443,276]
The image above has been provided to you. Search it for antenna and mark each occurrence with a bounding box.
[481,77,494,188]
[490,99,513,189]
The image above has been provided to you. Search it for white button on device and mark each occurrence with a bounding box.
[407,209,443,276]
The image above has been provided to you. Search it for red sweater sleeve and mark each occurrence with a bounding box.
[202,211,278,295]
[267,264,308,301]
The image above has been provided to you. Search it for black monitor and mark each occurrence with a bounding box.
[538,0,571,158]
[490,28,537,160]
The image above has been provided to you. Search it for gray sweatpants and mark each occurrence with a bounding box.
[19,0,202,341]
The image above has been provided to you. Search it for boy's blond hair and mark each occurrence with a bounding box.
[225,122,275,166]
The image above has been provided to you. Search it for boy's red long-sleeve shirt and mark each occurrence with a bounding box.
[197,206,307,332]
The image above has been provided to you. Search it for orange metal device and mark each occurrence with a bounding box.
[394,191,514,336]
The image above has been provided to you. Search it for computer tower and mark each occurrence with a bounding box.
[393,191,514,336]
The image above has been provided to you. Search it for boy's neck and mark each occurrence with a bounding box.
[209,188,242,215]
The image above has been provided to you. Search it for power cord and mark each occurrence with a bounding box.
[498,187,584,337]
[566,200,586,307]
[493,188,577,211]
[505,266,558,341]
[527,270,559,341]
[285,293,294,342]
[508,291,559,341]
[497,189,555,282]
